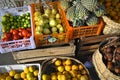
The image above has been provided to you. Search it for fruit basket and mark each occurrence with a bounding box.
[41,56,91,80]
[0,6,36,53]
[0,63,40,80]
[30,1,72,47]
[92,37,120,80]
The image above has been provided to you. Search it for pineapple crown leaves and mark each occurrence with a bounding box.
[85,14,99,26]
[75,2,89,20]
[80,0,99,11]
[93,4,106,17]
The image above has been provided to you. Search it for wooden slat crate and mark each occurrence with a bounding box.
[76,34,120,55]
[12,43,76,63]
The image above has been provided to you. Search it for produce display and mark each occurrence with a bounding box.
[100,37,120,76]
[0,64,40,80]
[41,58,90,80]
[99,0,120,23]
[34,6,64,35]
[60,0,106,27]
[1,12,32,42]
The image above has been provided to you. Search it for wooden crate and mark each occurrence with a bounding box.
[12,42,76,63]
[76,34,120,55]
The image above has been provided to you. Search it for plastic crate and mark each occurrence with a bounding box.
[66,18,105,39]
[0,63,41,80]
[30,2,72,47]
[0,6,36,53]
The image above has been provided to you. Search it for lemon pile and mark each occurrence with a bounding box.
[42,58,89,80]
[0,65,39,80]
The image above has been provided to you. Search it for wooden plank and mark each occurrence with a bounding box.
[16,55,74,63]
[80,34,119,45]
[79,44,99,51]
[12,44,76,63]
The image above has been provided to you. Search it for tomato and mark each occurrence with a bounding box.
[12,29,19,35]
[13,34,20,40]
[27,33,32,38]
[2,37,9,42]
[22,30,29,37]
[4,32,12,39]
[18,32,23,38]
[18,28,24,32]
[26,27,31,32]
[10,29,15,33]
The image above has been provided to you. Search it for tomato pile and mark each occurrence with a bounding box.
[2,28,32,42]
[1,12,32,42]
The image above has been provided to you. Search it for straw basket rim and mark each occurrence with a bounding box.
[93,49,120,80]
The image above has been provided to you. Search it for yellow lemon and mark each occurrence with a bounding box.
[57,66,64,72]
[65,65,71,71]
[24,67,30,73]
[6,76,12,80]
[33,70,39,76]
[51,74,57,80]
[14,73,21,79]
[29,66,35,72]
[54,59,62,66]
[9,70,16,77]
[26,72,34,79]
[21,72,26,79]
[78,64,84,70]
[65,59,72,66]
[72,65,79,71]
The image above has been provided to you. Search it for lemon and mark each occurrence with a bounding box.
[14,73,21,79]
[24,67,30,73]
[78,64,84,70]
[26,72,34,79]
[65,65,71,71]
[65,59,72,66]
[57,66,64,72]
[33,70,39,76]
[29,66,35,72]
[72,65,79,71]
[54,59,62,66]
[9,70,16,77]
[51,74,57,80]
[42,74,48,80]
[21,72,26,79]
[6,76,12,80]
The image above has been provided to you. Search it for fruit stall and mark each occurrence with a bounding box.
[0,0,120,80]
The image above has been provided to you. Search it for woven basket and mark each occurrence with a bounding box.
[92,37,120,80]
[41,56,91,79]
[102,16,120,35]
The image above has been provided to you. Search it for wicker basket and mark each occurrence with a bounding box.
[92,37,120,80]
[41,56,91,80]
[102,16,120,35]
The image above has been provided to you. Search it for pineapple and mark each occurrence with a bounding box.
[60,0,71,12]
[93,4,106,17]
[81,0,99,11]
[75,2,89,20]
[66,6,76,22]
[86,14,99,26]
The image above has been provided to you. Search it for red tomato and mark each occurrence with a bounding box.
[18,28,24,32]
[26,28,31,32]
[2,37,9,42]
[22,30,29,37]
[27,33,32,38]
[10,29,15,33]
[13,34,20,40]
[18,32,23,38]
[12,30,19,35]
[4,32,12,39]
